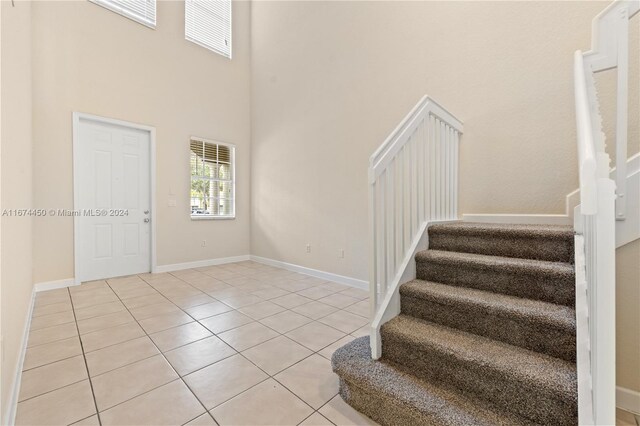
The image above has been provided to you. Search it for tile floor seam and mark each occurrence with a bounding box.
[170,349,239,379]
[269,358,339,412]
[249,301,366,336]
[20,263,369,426]
[86,350,160,379]
[78,285,206,352]
[220,375,319,420]
[96,378,185,415]
[22,355,79,372]
[140,274,344,349]
[180,412,217,426]
[30,297,362,360]
[24,329,79,350]
[100,279,214,421]
[296,410,338,426]
[184,371,271,415]
[29,314,75,326]
[15,375,89,405]
[78,322,148,354]
[218,333,348,413]
[67,286,103,426]
[79,298,274,374]
[173,323,343,416]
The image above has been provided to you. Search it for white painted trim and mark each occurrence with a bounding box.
[155,255,251,273]
[250,255,368,290]
[150,126,158,273]
[72,112,157,282]
[575,234,595,425]
[369,220,437,358]
[3,289,35,426]
[34,278,78,293]
[462,214,572,226]
[618,387,640,414]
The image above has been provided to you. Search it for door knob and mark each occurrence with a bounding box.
[144,210,150,214]
[144,218,150,223]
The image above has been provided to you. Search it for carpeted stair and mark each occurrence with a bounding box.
[332,222,578,426]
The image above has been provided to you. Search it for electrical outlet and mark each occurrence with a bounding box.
[201,240,206,247]
[168,199,177,207]
[338,249,345,259]
[306,244,311,253]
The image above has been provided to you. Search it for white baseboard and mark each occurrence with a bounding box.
[3,289,36,426]
[155,255,251,273]
[250,255,368,290]
[34,278,78,293]
[618,386,640,414]
[462,214,572,226]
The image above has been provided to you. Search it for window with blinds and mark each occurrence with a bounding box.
[89,0,156,28]
[185,0,232,59]
[190,138,235,219]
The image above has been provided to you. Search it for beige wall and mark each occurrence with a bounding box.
[31,0,252,283]
[1,0,33,421]
[616,240,640,393]
[250,1,610,281]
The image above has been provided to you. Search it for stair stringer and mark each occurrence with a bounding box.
[574,230,595,426]
[369,219,458,359]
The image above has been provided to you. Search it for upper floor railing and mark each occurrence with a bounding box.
[583,0,640,220]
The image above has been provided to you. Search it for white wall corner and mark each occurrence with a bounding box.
[617,386,640,415]
[250,255,368,290]
[154,255,251,274]
[3,289,36,426]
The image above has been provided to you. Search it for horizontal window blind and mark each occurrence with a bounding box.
[90,0,156,28]
[185,0,232,59]
[190,138,235,218]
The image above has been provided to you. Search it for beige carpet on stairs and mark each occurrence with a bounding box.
[332,222,578,426]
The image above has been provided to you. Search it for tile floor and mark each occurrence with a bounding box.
[16,261,379,426]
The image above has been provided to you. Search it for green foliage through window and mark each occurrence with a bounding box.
[190,139,234,217]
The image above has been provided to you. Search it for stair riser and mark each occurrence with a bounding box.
[428,233,574,263]
[338,378,436,426]
[400,296,576,361]
[381,332,578,425]
[416,261,575,306]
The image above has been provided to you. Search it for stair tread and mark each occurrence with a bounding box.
[427,221,575,264]
[332,336,536,426]
[381,315,577,400]
[400,279,576,332]
[416,249,574,276]
[429,222,574,239]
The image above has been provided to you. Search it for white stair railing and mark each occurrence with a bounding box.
[368,96,463,359]
[573,1,638,424]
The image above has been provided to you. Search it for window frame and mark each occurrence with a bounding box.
[184,0,232,59]
[89,0,157,29]
[189,137,236,221]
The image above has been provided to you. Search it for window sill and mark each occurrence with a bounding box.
[190,215,236,221]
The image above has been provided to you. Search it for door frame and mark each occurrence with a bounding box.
[72,112,157,284]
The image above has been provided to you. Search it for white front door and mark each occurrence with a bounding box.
[75,116,151,282]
